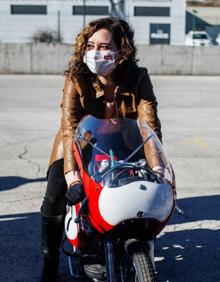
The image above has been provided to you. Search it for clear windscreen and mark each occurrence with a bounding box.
[75,115,175,187]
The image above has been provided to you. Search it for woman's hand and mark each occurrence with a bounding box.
[152,166,172,186]
[152,165,165,181]
[65,170,82,188]
[65,183,85,205]
[65,170,85,205]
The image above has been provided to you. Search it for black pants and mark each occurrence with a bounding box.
[41,159,67,217]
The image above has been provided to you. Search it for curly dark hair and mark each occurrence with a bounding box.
[66,17,139,88]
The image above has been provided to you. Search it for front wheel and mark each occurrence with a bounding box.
[119,239,156,282]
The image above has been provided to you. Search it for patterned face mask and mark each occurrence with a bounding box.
[83,49,119,76]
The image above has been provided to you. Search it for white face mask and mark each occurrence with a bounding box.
[83,49,118,76]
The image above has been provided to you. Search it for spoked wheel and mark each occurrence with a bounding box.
[119,239,156,282]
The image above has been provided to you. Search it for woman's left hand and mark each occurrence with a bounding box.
[152,166,165,180]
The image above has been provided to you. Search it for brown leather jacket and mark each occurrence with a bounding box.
[49,67,162,174]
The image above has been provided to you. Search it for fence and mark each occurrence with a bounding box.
[0,43,220,75]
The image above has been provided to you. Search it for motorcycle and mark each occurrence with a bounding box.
[64,115,176,282]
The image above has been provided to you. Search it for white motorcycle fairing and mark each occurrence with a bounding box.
[65,206,78,241]
[98,180,173,226]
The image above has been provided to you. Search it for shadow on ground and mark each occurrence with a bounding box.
[156,195,220,282]
[0,176,46,191]
[0,212,90,282]
[0,195,219,281]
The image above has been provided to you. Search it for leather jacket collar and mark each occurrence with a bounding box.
[91,78,131,100]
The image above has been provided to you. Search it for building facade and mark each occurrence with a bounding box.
[0,0,186,45]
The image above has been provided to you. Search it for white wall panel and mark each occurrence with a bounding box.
[0,0,186,45]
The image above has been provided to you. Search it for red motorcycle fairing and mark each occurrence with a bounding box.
[73,142,113,234]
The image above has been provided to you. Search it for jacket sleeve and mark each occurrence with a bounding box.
[61,75,84,174]
[136,69,164,169]
[136,68,162,142]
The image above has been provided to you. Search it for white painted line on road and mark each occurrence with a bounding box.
[164,220,220,232]
[0,216,28,221]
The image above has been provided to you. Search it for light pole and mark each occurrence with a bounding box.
[83,0,86,28]
[57,10,61,43]
[109,0,125,19]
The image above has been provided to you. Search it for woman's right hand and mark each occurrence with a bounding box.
[65,170,85,205]
[65,183,85,205]
[65,170,82,188]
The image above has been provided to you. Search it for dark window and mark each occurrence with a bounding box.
[134,7,170,17]
[73,5,109,15]
[11,5,47,15]
[150,23,170,45]
[193,33,208,40]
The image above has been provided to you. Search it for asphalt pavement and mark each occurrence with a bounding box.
[0,75,219,282]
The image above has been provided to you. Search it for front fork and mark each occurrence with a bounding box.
[146,239,155,269]
[103,237,155,281]
[104,239,117,282]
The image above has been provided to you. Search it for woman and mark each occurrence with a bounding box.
[40,17,164,282]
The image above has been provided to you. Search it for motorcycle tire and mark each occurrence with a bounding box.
[120,238,156,282]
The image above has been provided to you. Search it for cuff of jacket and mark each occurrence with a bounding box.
[63,138,79,174]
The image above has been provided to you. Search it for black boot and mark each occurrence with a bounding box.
[40,211,65,282]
